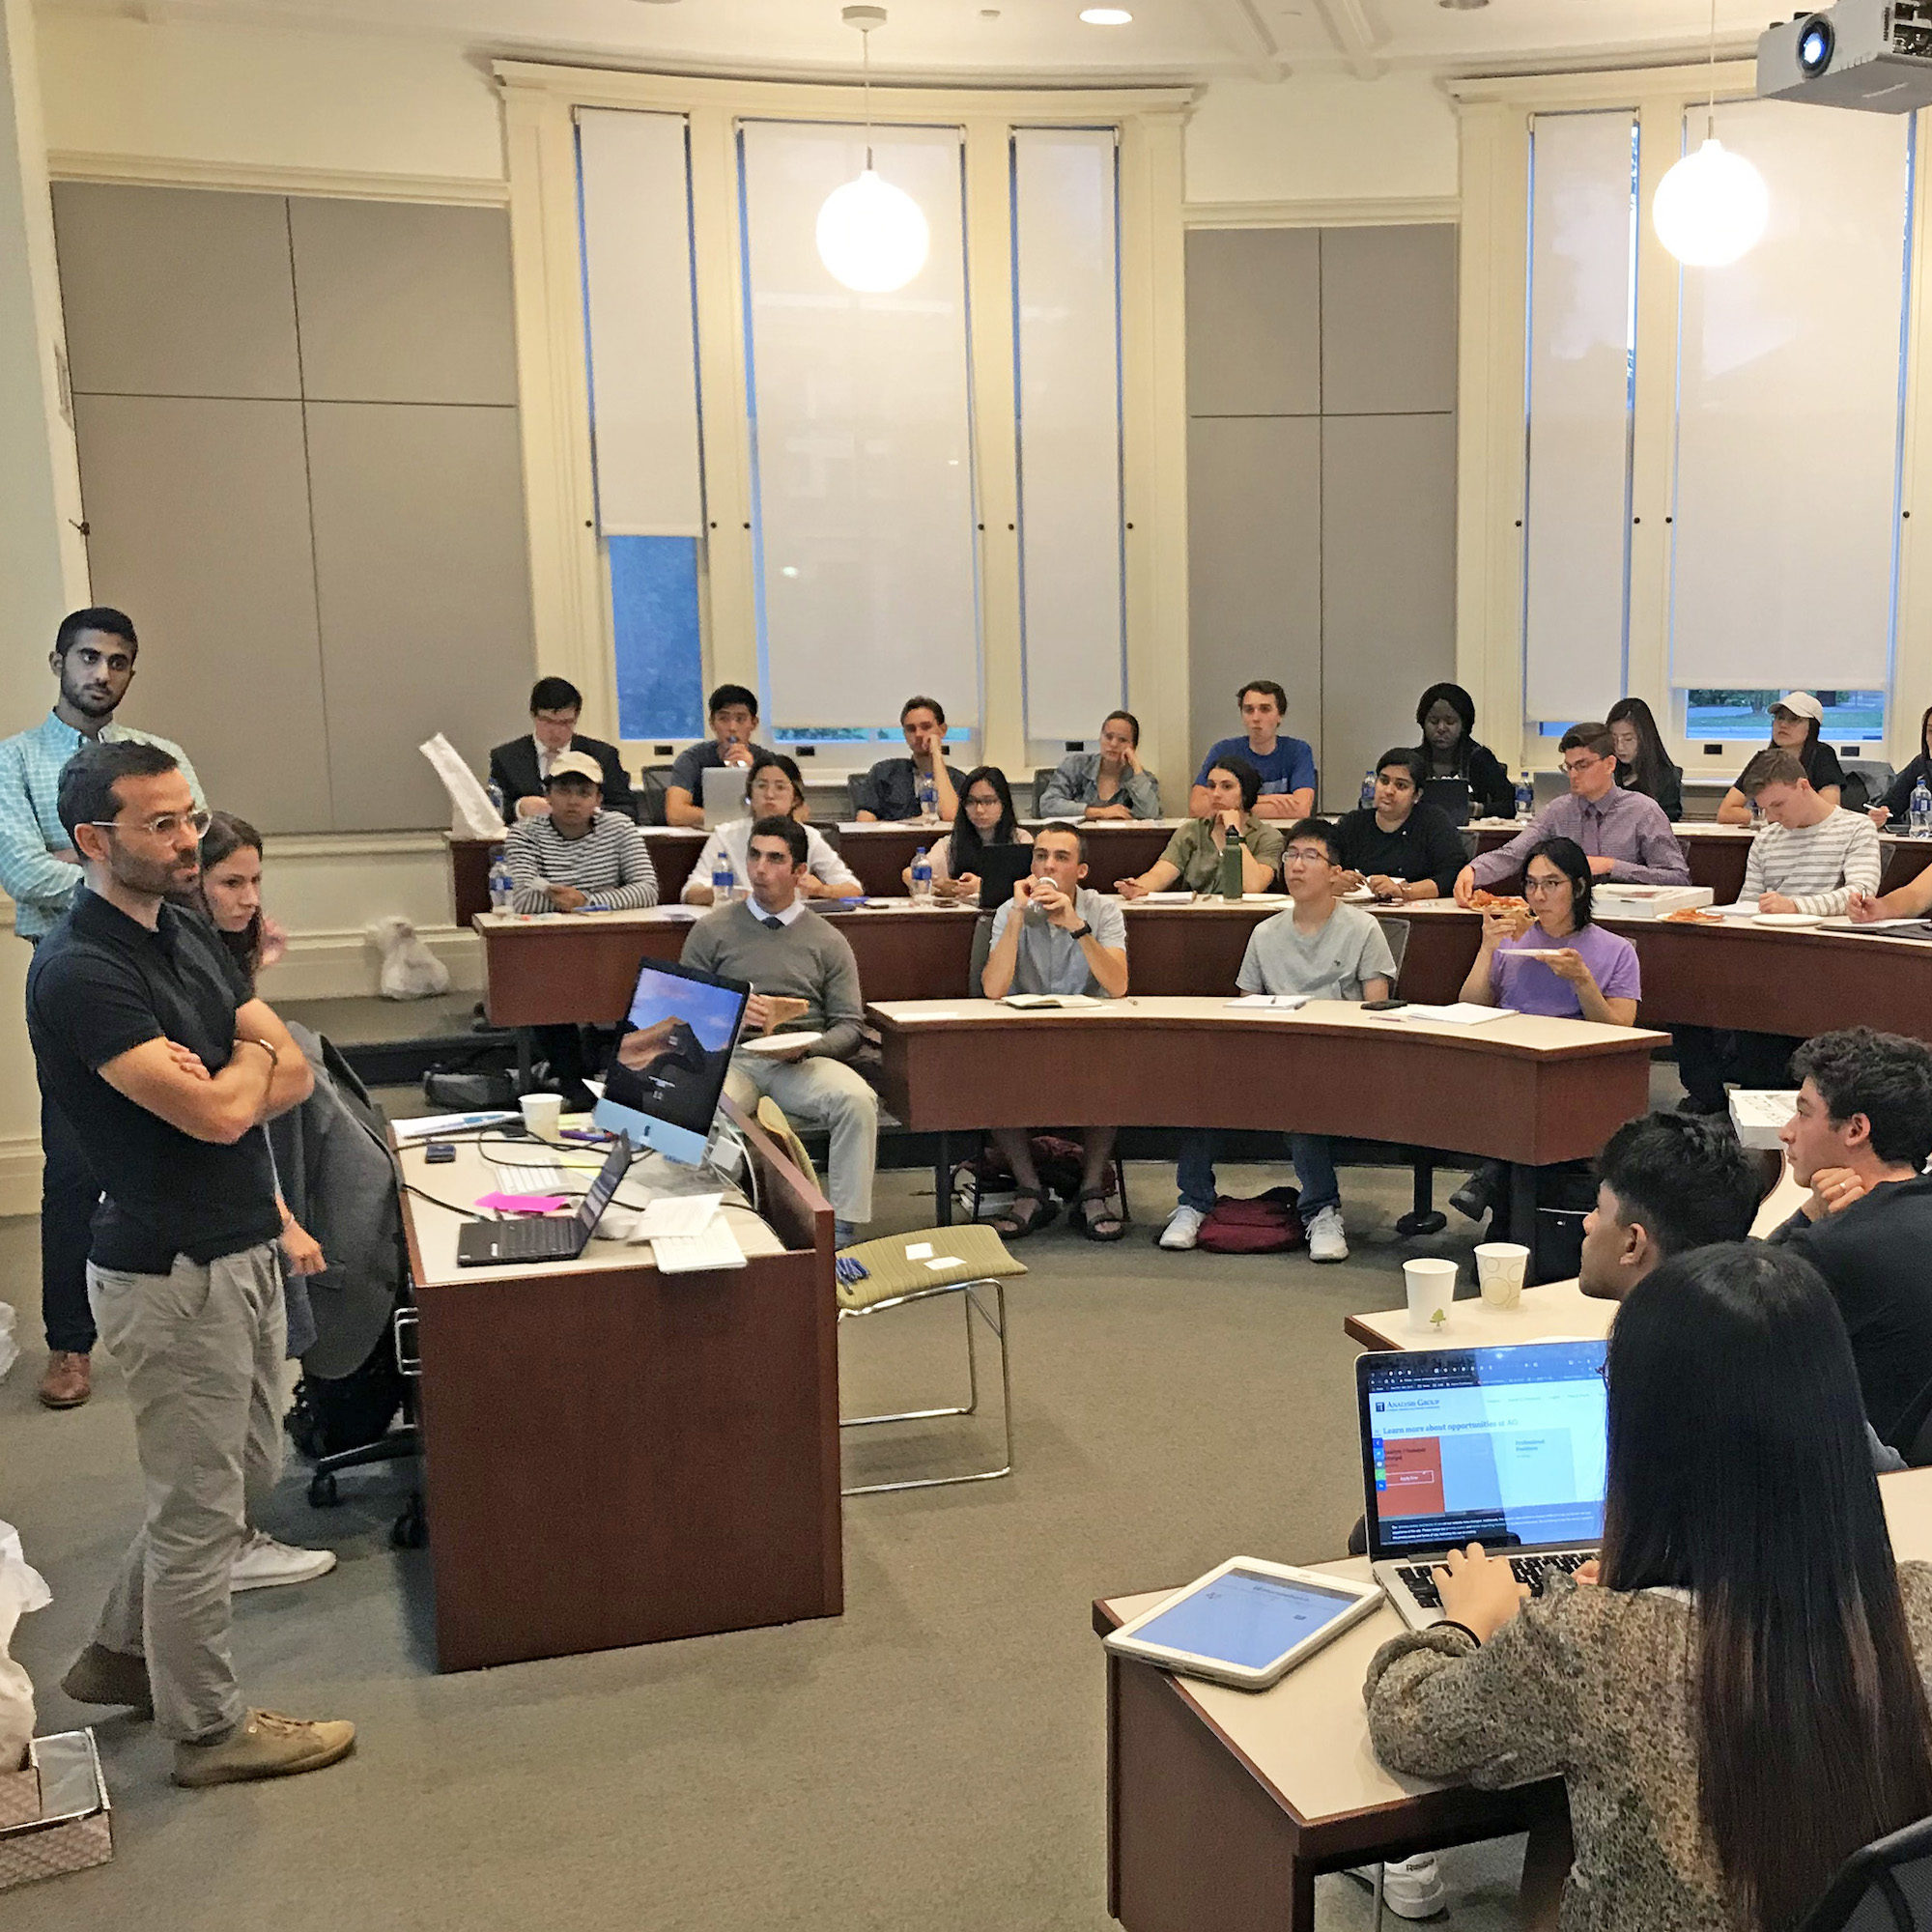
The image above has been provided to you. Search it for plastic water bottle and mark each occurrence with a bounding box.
[486,778,506,822]
[1515,771,1534,821]
[910,846,934,906]
[1913,779,1932,839]
[918,772,939,823]
[488,853,514,913]
[1359,768,1376,810]
[711,853,735,904]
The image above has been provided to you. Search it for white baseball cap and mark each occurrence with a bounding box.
[1773,691,1824,724]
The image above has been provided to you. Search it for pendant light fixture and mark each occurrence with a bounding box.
[815,7,930,295]
[1653,0,1769,267]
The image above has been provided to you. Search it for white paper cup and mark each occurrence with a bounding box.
[520,1093,564,1142]
[1404,1258,1458,1335]
[1474,1241,1530,1310]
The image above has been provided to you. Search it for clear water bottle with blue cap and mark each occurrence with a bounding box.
[1913,778,1932,839]
[1514,771,1534,822]
[711,851,735,904]
[910,845,934,906]
[488,851,514,913]
[1359,768,1376,810]
[486,778,506,822]
[918,771,939,823]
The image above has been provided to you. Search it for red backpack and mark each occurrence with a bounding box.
[1197,1186,1303,1254]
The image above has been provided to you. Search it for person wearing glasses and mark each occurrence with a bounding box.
[1452,722,1688,906]
[0,609,202,1413]
[28,740,356,1787]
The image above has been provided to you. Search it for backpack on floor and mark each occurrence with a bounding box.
[1197,1186,1303,1254]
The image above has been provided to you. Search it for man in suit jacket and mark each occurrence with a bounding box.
[489,676,637,824]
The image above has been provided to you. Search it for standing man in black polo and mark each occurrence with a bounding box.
[29,741,355,1787]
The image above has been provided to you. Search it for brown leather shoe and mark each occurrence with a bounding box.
[37,1350,91,1409]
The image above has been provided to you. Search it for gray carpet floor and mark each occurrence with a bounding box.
[0,1106,1667,1928]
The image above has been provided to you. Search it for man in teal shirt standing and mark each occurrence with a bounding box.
[0,608,200,1409]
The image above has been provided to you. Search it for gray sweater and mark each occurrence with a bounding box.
[680,902,866,1061]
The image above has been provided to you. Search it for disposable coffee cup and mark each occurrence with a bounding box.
[520,1093,564,1142]
[1474,1241,1530,1310]
[1404,1258,1458,1335]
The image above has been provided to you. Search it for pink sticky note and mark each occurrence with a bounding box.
[475,1190,572,1215]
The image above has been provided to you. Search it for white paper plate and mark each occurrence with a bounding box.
[741,1031,822,1056]
[1342,885,1376,902]
[1751,912,1824,929]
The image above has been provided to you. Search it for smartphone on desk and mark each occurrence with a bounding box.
[1360,998,1407,1012]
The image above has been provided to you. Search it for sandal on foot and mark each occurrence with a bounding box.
[1072,1187,1127,1242]
[989,1185,1059,1239]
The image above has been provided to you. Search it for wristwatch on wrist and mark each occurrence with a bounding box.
[1069,921,1094,941]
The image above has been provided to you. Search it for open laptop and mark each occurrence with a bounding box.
[1358,1339,1607,1630]
[700,763,748,829]
[1418,777,1475,828]
[455,1132,634,1266]
[975,842,1037,909]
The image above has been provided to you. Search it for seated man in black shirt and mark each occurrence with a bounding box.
[1769,1027,1932,1454]
[1332,748,1466,902]
[27,740,355,1787]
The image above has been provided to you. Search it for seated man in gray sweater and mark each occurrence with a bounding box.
[680,816,877,1246]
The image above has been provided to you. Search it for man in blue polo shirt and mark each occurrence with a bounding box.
[1189,678,1317,822]
[0,608,200,1410]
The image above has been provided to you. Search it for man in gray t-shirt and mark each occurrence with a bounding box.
[980,824,1130,1240]
[1162,817,1397,1264]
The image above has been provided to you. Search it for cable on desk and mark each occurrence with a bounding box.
[402,1181,485,1220]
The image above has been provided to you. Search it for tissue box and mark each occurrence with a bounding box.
[0,1731,112,1891]
[1730,1090,1799,1151]
[1594,885,1716,919]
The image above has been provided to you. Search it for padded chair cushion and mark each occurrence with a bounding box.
[836,1224,1027,1311]
[755,1096,820,1195]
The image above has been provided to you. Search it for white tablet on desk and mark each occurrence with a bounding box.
[1103,1556,1383,1690]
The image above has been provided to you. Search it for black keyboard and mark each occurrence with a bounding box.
[468,1216,581,1262]
[1395,1549,1594,1609]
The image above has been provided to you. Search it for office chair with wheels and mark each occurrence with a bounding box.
[1801,1813,1932,1932]
[1032,767,1059,814]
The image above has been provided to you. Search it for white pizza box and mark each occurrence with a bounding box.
[1594,884,1715,919]
[1730,1090,1798,1151]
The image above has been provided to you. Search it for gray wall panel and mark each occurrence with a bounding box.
[1187,415,1322,781]
[306,402,534,832]
[1321,414,1458,804]
[53,184,299,400]
[1184,228,1321,419]
[71,392,333,832]
[289,200,518,406]
[1320,225,1458,417]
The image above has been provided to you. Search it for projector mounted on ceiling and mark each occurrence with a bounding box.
[1759,0,1932,111]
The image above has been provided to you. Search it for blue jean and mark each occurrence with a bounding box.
[1176,1133,1339,1218]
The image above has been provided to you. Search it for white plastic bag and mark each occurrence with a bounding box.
[367,916,451,1002]
[0,1521,51,1772]
[0,1302,15,1382]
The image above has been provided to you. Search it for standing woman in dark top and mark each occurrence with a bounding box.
[1872,703,1932,826]
[1717,692,1844,822]
[1605,697,1684,823]
[1415,683,1516,820]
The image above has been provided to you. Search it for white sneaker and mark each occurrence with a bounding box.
[1159,1206,1206,1251]
[1305,1205,1349,1263]
[1380,1853,1446,1919]
[232,1531,337,1593]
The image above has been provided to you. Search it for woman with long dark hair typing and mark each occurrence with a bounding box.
[1366,1242,1932,1932]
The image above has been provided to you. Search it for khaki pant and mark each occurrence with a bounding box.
[725,1052,877,1224]
[86,1243,285,1744]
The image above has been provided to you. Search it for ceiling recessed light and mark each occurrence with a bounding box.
[1080,8,1134,23]
[1437,0,1489,9]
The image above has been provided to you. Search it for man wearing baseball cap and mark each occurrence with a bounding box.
[1715,692,1846,825]
[502,752,660,1108]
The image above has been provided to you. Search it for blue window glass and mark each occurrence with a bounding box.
[610,536,704,740]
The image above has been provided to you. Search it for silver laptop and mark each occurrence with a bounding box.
[1358,1340,1607,1630]
[701,763,749,830]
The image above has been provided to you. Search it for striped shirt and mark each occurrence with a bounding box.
[505,812,659,914]
[1741,807,1883,917]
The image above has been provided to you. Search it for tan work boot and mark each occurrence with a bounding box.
[37,1350,91,1409]
[60,1644,153,1719]
[172,1710,355,1788]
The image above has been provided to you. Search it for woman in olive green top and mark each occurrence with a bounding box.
[1118,755,1284,897]
[1366,1243,1932,1932]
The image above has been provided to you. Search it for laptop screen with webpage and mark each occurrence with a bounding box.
[1358,1341,1608,1558]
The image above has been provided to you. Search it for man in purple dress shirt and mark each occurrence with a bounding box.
[1453,723,1689,906]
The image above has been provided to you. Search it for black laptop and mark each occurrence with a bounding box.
[455,1132,633,1266]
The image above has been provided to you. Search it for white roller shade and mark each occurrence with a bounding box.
[738,119,980,730]
[577,108,704,539]
[1522,109,1638,724]
[1014,128,1125,744]
[1668,99,1910,691]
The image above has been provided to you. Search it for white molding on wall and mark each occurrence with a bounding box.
[270,924,481,1002]
[44,149,508,203]
[1183,194,1458,229]
[0,1133,44,1220]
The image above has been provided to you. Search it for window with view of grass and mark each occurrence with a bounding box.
[1683,690,1886,743]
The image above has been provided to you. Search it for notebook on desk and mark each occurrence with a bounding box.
[1359,1341,1606,1631]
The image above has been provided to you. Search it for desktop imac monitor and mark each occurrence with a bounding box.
[593,956,751,1166]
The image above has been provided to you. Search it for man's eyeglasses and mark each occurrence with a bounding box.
[89,810,212,840]
[1562,754,1606,775]
[1522,874,1571,895]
